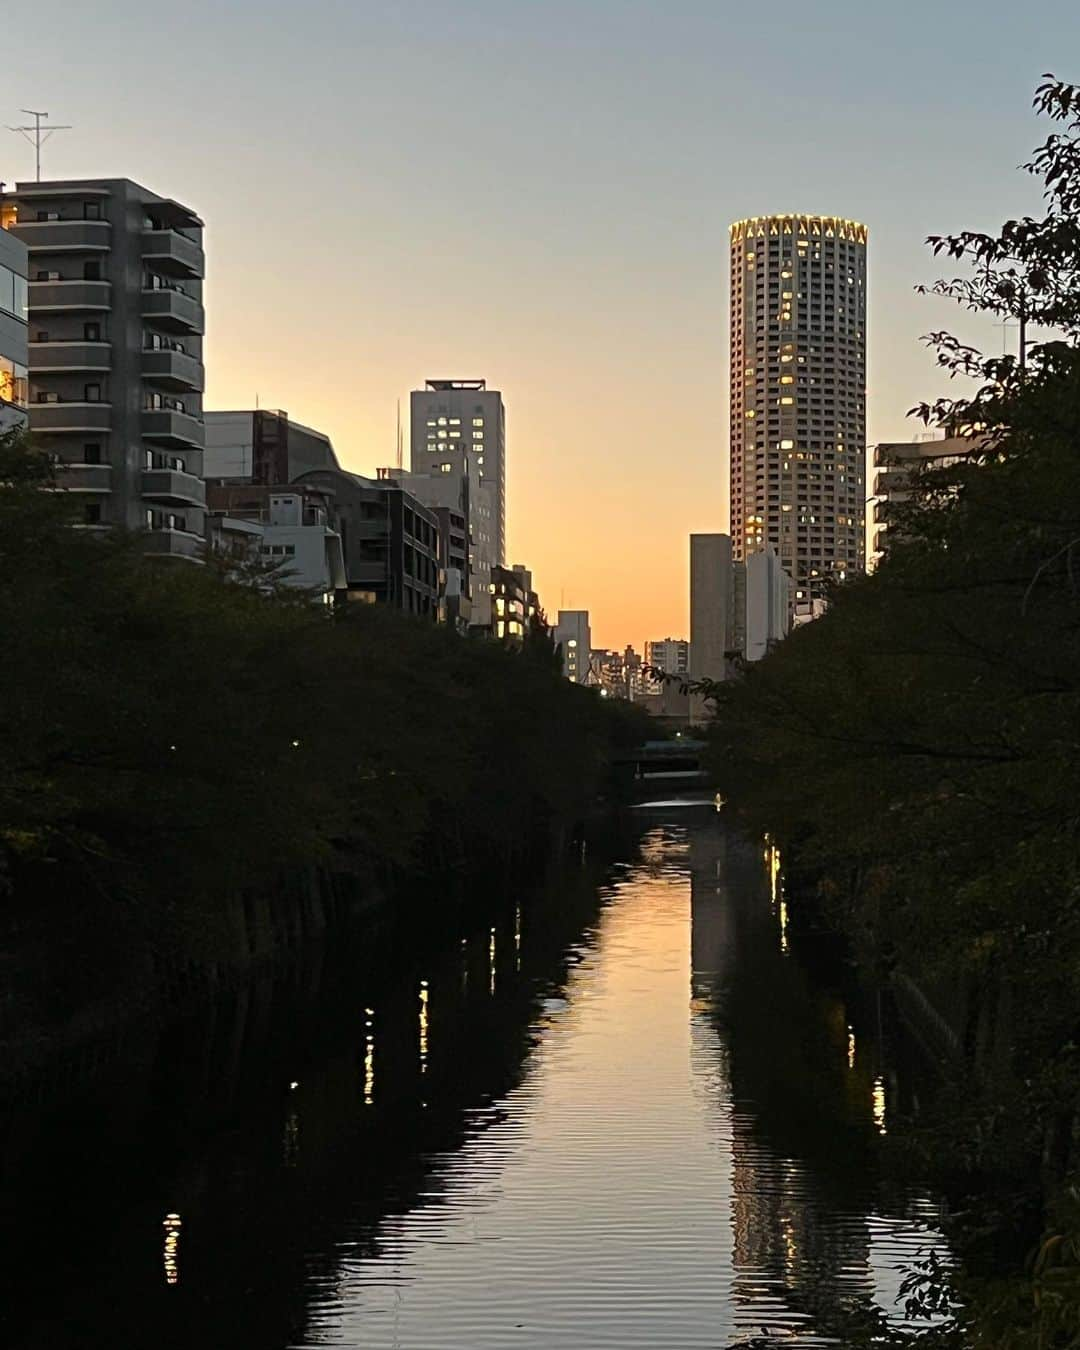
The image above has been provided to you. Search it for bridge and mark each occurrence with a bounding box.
[611,738,713,801]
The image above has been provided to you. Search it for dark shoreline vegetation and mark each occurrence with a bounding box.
[0,431,654,1082]
[695,77,1080,1346]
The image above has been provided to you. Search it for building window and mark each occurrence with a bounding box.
[83,261,101,282]
[83,443,102,464]
[83,201,101,221]
[84,503,101,525]
[84,322,101,342]
[84,383,102,402]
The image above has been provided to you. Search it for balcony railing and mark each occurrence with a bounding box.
[31,401,111,433]
[141,467,206,508]
[30,341,111,373]
[142,406,204,448]
[142,528,204,562]
[141,347,204,392]
[55,462,113,494]
[29,279,111,311]
[13,219,112,253]
[141,229,204,278]
[141,286,204,334]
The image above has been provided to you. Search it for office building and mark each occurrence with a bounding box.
[9,178,206,554]
[410,379,505,623]
[293,467,439,616]
[729,214,867,610]
[645,638,690,677]
[0,225,29,430]
[553,610,592,684]
[205,483,346,601]
[203,408,340,484]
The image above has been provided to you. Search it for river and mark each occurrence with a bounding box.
[0,811,945,1348]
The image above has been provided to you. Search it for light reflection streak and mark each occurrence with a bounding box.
[873,1076,887,1134]
[489,927,497,996]
[364,1007,375,1105]
[162,1212,181,1286]
[514,904,522,971]
[779,898,789,954]
[847,1025,856,1070]
[419,980,429,1074]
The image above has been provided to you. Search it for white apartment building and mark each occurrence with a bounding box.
[554,610,592,685]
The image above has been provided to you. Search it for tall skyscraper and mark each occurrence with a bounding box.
[8,178,206,554]
[410,378,505,623]
[729,214,867,608]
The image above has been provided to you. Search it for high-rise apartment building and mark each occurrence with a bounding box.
[0,226,29,430]
[8,178,206,554]
[689,534,734,726]
[729,214,867,608]
[645,638,690,677]
[410,379,505,622]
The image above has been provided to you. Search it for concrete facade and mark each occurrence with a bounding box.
[294,468,440,617]
[10,178,206,554]
[744,547,792,662]
[871,436,976,560]
[689,534,734,726]
[729,214,867,606]
[410,379,505,624]
[203,409,340,485]
[205,483,346,600]
[0,223,29,431]
[554,610,592,684]
[645,638,690,676]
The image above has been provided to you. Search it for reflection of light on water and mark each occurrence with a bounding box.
[419,981,429,1074]
[873,1076,887,1134]
[283,1108,300,1165]
[514,905,522,971]
[779,899,789,954]
[461,938,468,991]
[364,1007,375,1105]
[489,927,497,996]
[847,1025,856,1070]
[162,1212,181,1285]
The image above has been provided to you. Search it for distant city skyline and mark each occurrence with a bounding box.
[4,0,1073,645]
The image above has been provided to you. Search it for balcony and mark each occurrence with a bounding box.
[141,347,204,392]
[31,402,111,434]
[142,528,204,562]
[141,467,206,508]
[142,406,204,449]
[141,287,204,334]
[142,229,204,278]
[30,341,111,374]
[29,279,111,311]
[55,462,113,494]
[14,219,111,253]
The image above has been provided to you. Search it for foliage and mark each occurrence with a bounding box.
[0,426,638,1015]
[700,77,1080,1346]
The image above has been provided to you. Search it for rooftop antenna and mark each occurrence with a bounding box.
[396,399,403,470]
[7,110,71,182]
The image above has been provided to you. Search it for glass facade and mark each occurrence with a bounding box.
[0,355,28,407]
[0,264,29,323]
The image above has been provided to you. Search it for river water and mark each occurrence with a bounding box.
[0,812,944,1348]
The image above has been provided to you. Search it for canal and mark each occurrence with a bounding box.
[0,812,944,1348]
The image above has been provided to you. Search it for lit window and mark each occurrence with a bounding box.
[780,439,794,449]
[437,429,447,439]
[449,418,460,426]
[568,639,577,648]
[780,375,794,385]
[439,463,452,474]
[426,420,436,428]
[472,430,483,441]
[437,417,447,426]
[472,418,483,427]
[780,396,794,405]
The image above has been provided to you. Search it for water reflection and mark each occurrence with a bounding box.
[0,816,944,1349]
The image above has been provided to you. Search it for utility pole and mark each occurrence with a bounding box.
[7,109,71,182]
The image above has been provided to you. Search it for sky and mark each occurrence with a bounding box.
[7,0,1079,648]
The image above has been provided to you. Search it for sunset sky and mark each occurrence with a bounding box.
[9,0,1079,647]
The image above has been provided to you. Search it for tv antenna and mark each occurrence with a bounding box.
[8,109,71,182]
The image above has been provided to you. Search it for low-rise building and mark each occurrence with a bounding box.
[205,483,345,600]
[0,224,29,431]
[204,408,340,484]
[294,467,439,616]
[378,466,471,628]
